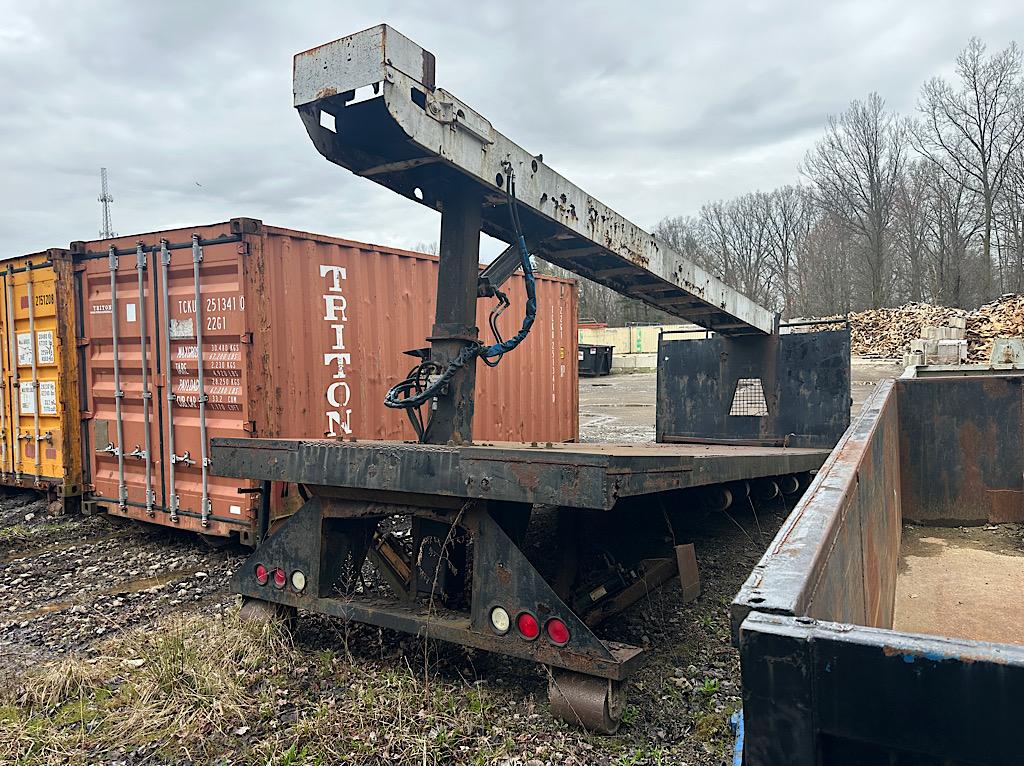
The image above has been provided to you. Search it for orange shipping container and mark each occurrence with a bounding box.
[75,219,577,543]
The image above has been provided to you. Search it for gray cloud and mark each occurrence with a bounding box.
[0,0,1020,259]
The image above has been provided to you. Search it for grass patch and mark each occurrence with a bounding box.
[0,609,290,765]
[0,610,516,765]
[0,524,30,542]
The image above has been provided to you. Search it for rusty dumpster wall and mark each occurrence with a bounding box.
[896,376,1024,524]
[732,378,901,634]
[78,220,576,541]
[734,373,1024,765]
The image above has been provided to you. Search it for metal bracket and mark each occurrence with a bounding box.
[171,451,195,467]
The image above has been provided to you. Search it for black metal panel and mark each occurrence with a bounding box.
[657,329,851,448]
[210,438,830,510]
[897,375,1024,524]
[740,612,1024,766]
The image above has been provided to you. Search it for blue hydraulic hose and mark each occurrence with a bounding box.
[481,234,535,358]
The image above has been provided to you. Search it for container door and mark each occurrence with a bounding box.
[81,245,160,517]
[154,234,251,537]
[6,261,65,485]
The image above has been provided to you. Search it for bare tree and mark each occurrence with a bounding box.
[891,160,931,301]
[921,161,984,306]
[697,195,778,308]
[994,148,1024,292]
[763,185,813,317]
[916,38,1024,298]
[804,93,908,309]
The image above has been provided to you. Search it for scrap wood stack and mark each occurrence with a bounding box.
[795,296,1024,360]
[966,295,1024,361]
[846,304,970,358]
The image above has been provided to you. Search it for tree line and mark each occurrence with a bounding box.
[560,38,1024,324]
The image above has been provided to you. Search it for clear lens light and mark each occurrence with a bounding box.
[291,570,307,592]
[490,606,510,634]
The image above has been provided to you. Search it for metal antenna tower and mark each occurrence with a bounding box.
[98,167,116,238]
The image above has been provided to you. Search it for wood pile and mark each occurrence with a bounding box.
[846,304,969,358]
[797,297,1024,359]
[966,295,1024,361]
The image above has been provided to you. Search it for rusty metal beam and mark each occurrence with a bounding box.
[292,24,776,336]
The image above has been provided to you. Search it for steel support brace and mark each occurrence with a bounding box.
[424,181,482,445]
[231,496,642,680]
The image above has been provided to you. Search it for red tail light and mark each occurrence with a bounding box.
[546,618,570,646]
[516,612,540,640]
[254,564,268,586]
[272,567,286,589]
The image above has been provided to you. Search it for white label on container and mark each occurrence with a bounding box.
[578,351,584,361]
[228,504,242,516]
[19,383,35,414]
[36,330,54,364]
[38,381,57,415]
[126,303,137,323]
[17,332,33,366]
[590,348,597,354]
[170,318,194,340]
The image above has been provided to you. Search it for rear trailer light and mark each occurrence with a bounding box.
[516,612,540,640]
[254,564,268,586]
[272,568,286,589]
[290,570,306,592]
[546,618,570,646]
[490,606,511,635]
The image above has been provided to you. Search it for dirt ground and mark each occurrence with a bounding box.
[0,356,904,765]
[895,524,1024,645]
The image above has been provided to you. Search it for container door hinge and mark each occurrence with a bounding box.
[237,242,250,255]
[81,411,94,421]
[240,332,253,344]
[77,337,90,348]
[243,420,256,433]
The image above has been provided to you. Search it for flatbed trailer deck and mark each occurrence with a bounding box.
[212,438,830,510]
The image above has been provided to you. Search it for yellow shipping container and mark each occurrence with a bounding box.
[0,250,83,511]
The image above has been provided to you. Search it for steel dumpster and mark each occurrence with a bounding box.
[732,373,1024,765]
[0,250,84,510]
[75,219,577,542]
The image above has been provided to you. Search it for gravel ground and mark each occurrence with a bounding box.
[0,362,889,764]
[1,492,244,675]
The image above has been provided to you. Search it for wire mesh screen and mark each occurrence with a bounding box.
[729,378,768,416]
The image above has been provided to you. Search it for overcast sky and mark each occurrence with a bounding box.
[1,1,1020,260]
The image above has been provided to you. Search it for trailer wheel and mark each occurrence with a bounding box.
[238,597,298,635]
[547,669,626,734]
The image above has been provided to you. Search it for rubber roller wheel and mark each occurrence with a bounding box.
[238,596,298,635]
[547,669,627,734]
[778,474,801,496]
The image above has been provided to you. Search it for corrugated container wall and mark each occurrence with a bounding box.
[0,250,84,509]
[76,219,577,542]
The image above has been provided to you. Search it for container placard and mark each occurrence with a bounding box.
[39,381,57,415]
[17,333,33,366]
[19,382,35,414]
[36,330,54,364]
[170,318,195,340]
